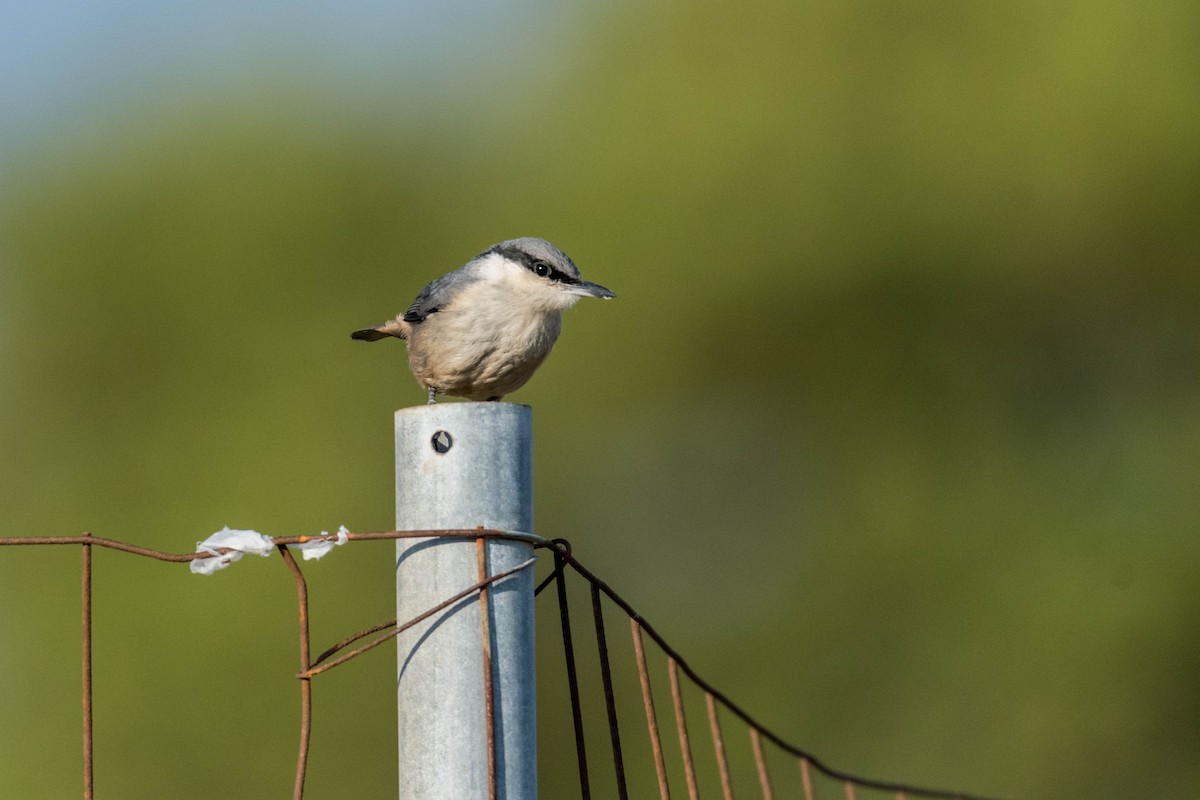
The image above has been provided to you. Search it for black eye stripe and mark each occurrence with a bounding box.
[530,260,558,280]
[489,244,579,284]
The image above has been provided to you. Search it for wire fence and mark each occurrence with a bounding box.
[0,529,1001,800]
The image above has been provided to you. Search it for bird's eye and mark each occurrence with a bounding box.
[533,261,550,277]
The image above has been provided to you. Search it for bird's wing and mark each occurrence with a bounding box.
[402,271,460,324]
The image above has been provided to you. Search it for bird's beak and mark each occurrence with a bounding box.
[567,280,615,299]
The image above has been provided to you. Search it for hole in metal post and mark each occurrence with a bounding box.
[431,430,453,454]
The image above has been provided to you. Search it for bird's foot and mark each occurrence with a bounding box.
[426,387,438,405]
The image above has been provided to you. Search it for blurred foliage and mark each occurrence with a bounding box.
[2,1,1199,798]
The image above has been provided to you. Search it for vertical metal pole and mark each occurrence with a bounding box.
[395,403,536,800]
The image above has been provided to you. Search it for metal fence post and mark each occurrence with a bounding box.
[394,402,537,800]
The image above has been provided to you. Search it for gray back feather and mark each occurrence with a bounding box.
[402,264,478,323]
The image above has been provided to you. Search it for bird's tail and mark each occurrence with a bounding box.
[351,319,409,341]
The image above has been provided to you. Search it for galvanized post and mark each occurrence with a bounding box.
[394,402,537,800]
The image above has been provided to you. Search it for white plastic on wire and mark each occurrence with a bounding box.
[190,527,276,575]
[295,525,350,561]
[190,524,350,574]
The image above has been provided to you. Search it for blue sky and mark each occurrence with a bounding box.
[0,0,580,148]
[0,0,584,323]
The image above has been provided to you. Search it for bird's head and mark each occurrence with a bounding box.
[479,237,615,313]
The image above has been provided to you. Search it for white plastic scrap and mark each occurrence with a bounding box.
[190,526,277,575]
[189,524,353,574]
[293,525,350,561]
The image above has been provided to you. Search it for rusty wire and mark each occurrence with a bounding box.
[1,529,1003,800]
[751,727,775,800]
[667,658,700,800]
[554,547,591,799]
[800,757,816,800]
[632,619,673,800]
[550,543,1004,800]
[0,528,536,562]
[592,581,631,800]
[276,544,312,800]
[707,691,736,800]
[300,557,535,679]
[81,533,93,800]
[476,537,498,800]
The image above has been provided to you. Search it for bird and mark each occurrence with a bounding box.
[351,237,614,403]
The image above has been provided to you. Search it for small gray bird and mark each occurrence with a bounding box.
[352,237,614,403]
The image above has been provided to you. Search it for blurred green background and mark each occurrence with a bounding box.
[2,1,1198,798]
